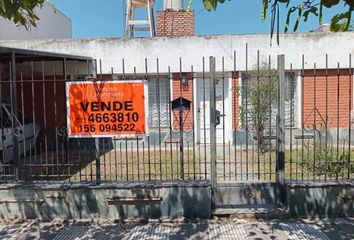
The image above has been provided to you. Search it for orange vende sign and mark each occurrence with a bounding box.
[66,81,147,137]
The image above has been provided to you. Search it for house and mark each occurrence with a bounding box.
[0,2,353,148]
[0,1,353,217]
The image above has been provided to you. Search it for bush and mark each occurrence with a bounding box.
[301,143,354,179]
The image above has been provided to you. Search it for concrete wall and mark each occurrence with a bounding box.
[287,182,354,217]
[1,180,354,220]
[0,32,353,73]
[0,181,211,220]
[0,3,72,40]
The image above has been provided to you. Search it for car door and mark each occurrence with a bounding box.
[2,106,27,161]
[0,106,15,162]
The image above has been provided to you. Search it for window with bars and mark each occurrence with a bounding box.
[239,72,297,130]
[148,79,170,128]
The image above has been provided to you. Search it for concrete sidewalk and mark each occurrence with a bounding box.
[0,218,353,240]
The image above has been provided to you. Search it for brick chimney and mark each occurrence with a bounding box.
[156,10,195,37]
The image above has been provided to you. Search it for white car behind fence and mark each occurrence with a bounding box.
[0,103,42,163]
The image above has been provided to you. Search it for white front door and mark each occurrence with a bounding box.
[196,77,232,144]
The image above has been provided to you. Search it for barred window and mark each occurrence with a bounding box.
[148,79,170,128]
[240,72,297,129]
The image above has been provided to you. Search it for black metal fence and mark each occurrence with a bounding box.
[0,51,353,184]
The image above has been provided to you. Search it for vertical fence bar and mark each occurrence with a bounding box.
[19,69,27,179]
[245,44,249,181]
[41,61,49,180]
[202,57,207,178]
[110,68,114,180]
[145,59,151,180]
[129,142,133,180]
[0,68,3,179]
[222,57,226,181]
[100,59,103,80]
[240,68,244,180]
[325,55,328,181]
[257,50,260,180]
[168,66,173,180]
[53,68,59,181]
[166,67,171,179]
[95,137,100,184]
[179,58,184,179]
[95,59,101,184]
[296,139,299,179]
[313,63,317,180]
[301,55,305,181]
[63,58,70,179]
[337,63,340,180]
[121,59,125,181]
[209,56,217,208]
[0,68,2,178]
[156,58,162,180]
[153,141,157,178]
[348,54,352,180]
[10,53,20,180]
[136,137,140,181]
[125,140,128,181]
[268,56,273,181]
[191,65,196,180]
[277,55,286,203]
[31,61,36,179]
[20,70,25,162]
[289,63,293,181]
[233,51,237,181]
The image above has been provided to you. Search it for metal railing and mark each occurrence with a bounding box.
[0,51,353,184]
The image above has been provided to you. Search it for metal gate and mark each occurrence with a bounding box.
[208,55,286,211]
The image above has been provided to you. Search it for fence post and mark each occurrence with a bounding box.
[10,52,20,181]
[94,60,101,185]
[277,55,286,204]
[209,56,217,208]
[95,138,101,184]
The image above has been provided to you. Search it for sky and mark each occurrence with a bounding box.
[52,0,348,38]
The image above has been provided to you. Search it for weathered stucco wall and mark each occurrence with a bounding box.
[0,181,211,220]
[0,32,353,74]
[287,181,354,217]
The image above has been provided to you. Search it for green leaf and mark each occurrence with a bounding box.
[319,3,323,25]
[303,6,318,22]
[345,0,354,8]
[330,11,350,31]
[293,4,303,32]
[262,0,268,22]
[321,0,340,8]
[0,0,5,12]
[285,7,296,33]
[0,0,45,28]
[186,0,193,12]
[203,0,217,11]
